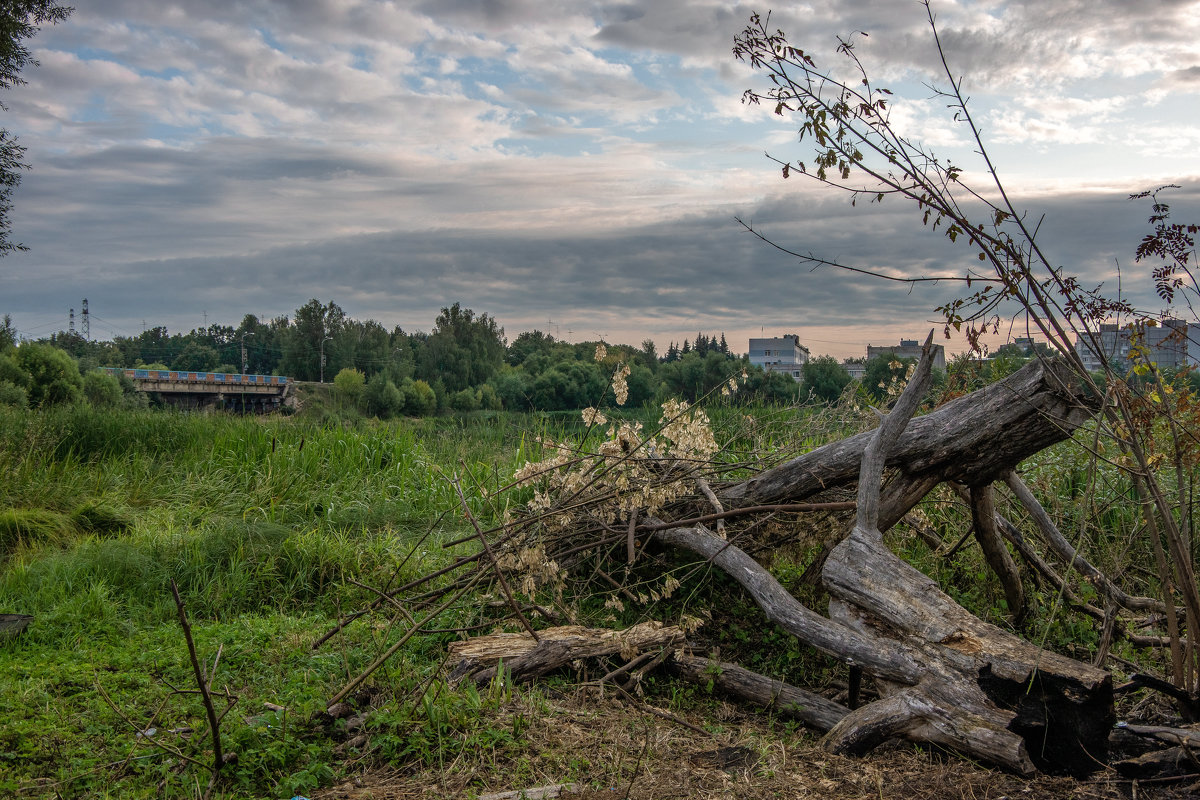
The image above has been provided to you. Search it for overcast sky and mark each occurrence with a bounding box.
[2,0,1198,359]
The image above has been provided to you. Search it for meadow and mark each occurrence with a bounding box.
[0,395,1170,799]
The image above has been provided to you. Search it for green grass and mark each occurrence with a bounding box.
[0,400,1179,798]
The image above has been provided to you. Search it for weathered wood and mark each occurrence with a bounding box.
[670,652,849,732]
[823,527,1114,775]
[720,358,1096,508]
[969,483,1027,623]
[655,525,922,684]
[661,351,1112,776]
[447,622,684,685]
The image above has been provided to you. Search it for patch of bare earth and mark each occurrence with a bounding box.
[310,691,1196,800]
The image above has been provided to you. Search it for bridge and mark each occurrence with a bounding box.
[100,368,293,412]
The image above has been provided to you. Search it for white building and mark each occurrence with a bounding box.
[1075,320,1197,372]
[749,334,809,381]
[866,339,946,370]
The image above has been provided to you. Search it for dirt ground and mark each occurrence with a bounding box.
[309,691,1199,800]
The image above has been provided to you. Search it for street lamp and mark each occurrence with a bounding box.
[241,331,255,375]
[320,336,333,383]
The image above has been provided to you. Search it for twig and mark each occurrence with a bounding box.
[327,570,484,708]
[170,579,226,791]
[452,469,539,642]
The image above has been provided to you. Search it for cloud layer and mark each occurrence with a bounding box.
[3,0,1199,357]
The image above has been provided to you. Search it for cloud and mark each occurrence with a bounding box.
[3,0,1200,361]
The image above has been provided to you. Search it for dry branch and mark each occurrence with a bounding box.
[447,622,685,685]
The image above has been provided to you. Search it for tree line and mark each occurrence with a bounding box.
[2,301,1092,417]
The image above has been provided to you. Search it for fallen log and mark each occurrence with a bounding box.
[447,622,684,685]
[660,348,1112,776]
[670,652,849,732]
[721,357,1096,510]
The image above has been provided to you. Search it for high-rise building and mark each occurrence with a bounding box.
[1075,319,1196,372]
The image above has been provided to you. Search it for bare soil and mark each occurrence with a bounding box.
[310,691,1197,800]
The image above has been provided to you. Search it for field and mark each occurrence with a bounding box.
[0,399,1189,799]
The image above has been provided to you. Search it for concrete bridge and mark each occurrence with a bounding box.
[100,368,293,412]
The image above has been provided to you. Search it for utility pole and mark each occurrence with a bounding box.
[320,336,332,383]
[241,331,255,375]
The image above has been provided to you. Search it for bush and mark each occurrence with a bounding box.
[82,371,123,408]
[449,387,480,412]
[362,373,404,418]
[0,353,30,388]
[334,368,366,403]
[13,343,83,407]
[0,380,26,408]
[403,379,437,416]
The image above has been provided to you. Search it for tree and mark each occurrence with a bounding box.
[362,373,403,418]
[281,299,345,381]
[417,303,505,393]
[13,341,81,405]
[722,6,1200,772]
[0,1,72,256]
[801,355,851,404]
[1,313,15,351]
[402,378,437,416]
[172,341,220,372]
[82,370,122,407]
[862,355,914,402]
[333,367,365,406]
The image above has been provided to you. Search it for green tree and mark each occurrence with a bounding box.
[402,379,437,416]
[0,1,72,256]
[82,370,122,407]
[862,355,915,402]
[281,299,346,381]
[333,367,365,406]
[172,340,220,371]
[0,378,24,406]
[417,303,506,392]
[14,342,82,406]
[802,355,852,404]
[0,349,28,387]
[490,366,532,411]
[1,313,16,351]
[362,373,403,418]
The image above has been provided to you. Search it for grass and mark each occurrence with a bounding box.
[0,399,1174,798]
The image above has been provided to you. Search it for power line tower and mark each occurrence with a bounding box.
[81,298,90,340]
[69,307,75,335]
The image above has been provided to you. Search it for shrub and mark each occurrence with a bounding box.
[0,380,26,408]
[363,373,404,418]
[334,367,366,403]
[403,379,437,416]
[13,343,83,407]
[449,387,480,412]
[82,371,123,408]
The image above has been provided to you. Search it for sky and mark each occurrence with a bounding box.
[2,0,1199,360]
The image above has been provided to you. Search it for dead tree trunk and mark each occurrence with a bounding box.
[657,349,1112,775]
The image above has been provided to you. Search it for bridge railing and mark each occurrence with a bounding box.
[99,367,290,386]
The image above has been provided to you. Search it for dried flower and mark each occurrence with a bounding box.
[594,343,607,362]
[612,364,631,405]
